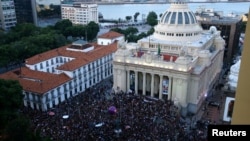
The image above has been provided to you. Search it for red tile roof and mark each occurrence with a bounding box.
[25,40,118,71]
[0,67,71,94]
[1,31,121,94]
[98,31,123,39]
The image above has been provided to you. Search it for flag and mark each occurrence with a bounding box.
[158,44,161,56]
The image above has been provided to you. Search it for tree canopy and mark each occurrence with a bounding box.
[0,79,23,133]
[146,11,158,27]
[55,20,100,41]
[0,20,100,70]
[0,79,51,141]
[134,12,140,22]
[0,22,70,69]
[110,26,154,42]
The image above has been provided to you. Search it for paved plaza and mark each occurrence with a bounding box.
[21,76,210,141]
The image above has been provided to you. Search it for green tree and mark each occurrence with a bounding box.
[54,19,73,34]
[134,12,140,22]
[0,45,11,69]
[0,79,50,141]
[137,32,147,40]
[125,16,132,22]
[11,23,39,39]
[124,27,138,35]
[86,21,100,41]
[146,11,158,27]
[69,25,85,38]
[5,117,34,141]
[11,41,28,67]
[0,79,23,131]
[127,34,138,42]
[110,28,124,35]
[147,27,155,35]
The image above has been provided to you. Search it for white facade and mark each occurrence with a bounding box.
[227,58,241,91]
[223,97,234,122]
[0,31,124,111]
[112,2,225,116]
[0,0,17,30]
[98,36,124,45]
[23,53,114,111]
[61,3,98,25]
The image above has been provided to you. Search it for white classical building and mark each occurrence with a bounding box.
[0,31,124,111]
[112,2,225,116]
[61,2,98,25]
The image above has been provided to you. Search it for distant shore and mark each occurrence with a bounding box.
[88,1,250,5]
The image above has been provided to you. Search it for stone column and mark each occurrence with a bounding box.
[113,68,117,89]
[159,75,163,99]
[127,70,130,92]
[151,73,154,97]
[168,76,172,100]
[142,72,146,95]
[135,71,138,94]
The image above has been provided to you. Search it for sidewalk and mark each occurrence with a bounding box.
[200,90,231,125]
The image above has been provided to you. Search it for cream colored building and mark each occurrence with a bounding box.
[61,3,98,25]
[112,2,225,116]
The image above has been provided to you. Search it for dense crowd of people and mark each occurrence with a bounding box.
[21,77,208,141]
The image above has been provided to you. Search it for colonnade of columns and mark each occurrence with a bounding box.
[126,70,172,100]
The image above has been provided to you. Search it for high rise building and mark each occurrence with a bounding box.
[195,7,243,68]
[61,2,98,25]
[112,2,225,116]
[0,0,17,30]
[13,0,37,25]
[231,9,250,125]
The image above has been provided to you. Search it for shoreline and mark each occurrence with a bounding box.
[85,1,250,5]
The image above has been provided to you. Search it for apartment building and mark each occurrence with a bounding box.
[0,0,16,30]
[61,2,98,25]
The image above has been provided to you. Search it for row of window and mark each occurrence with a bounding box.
[33,53,113,75]
[62,7,97,11]
[24,66,113,105]
[155,31,200,37]
[161,11,197,25]
[62,8,88,11]
[62,13,88,16]
[149,44,179,51]
[4,22,15,26]
[74,54,113,74]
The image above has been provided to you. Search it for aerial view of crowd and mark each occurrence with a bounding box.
[21,77,208,141]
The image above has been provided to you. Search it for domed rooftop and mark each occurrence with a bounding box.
[153,2,203,42]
